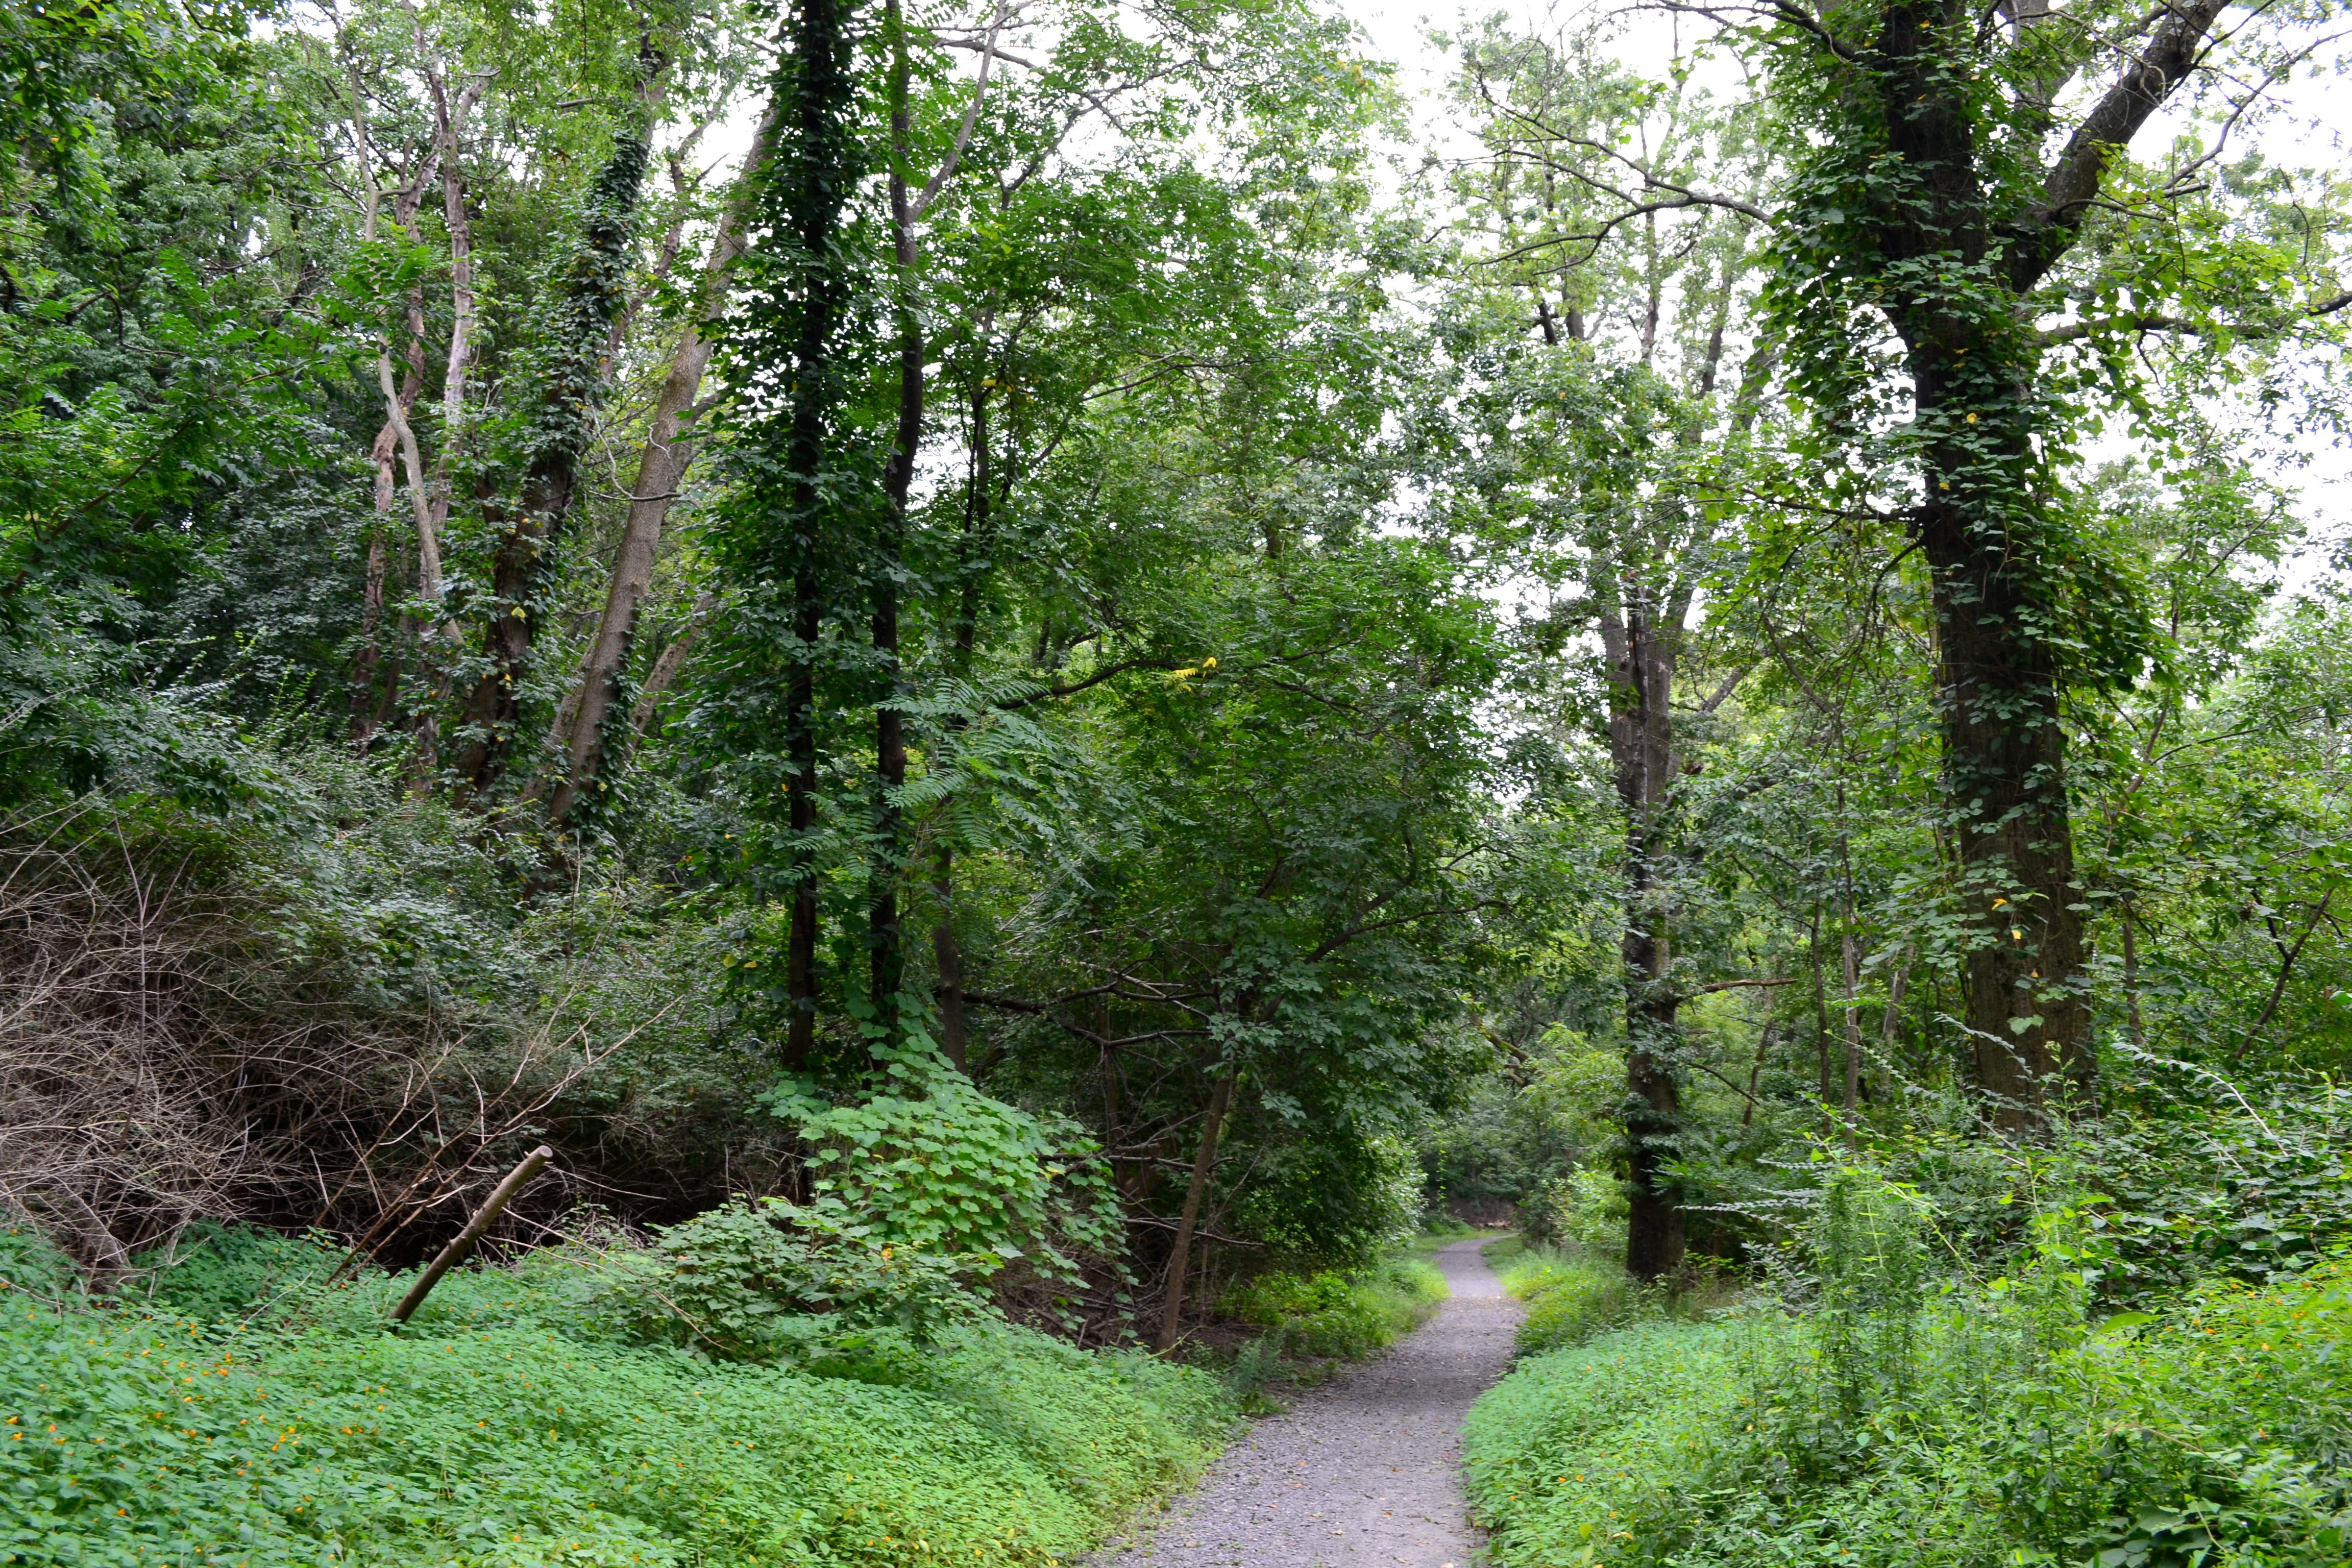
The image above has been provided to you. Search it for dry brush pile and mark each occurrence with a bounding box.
[0,792,779,1279]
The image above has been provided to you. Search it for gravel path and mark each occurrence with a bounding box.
[1088,1239,1522,1568]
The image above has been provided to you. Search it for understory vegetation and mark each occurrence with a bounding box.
[1465,1119,2352,1567]
[1217,1254,1449,1404]
[0,1226,1227,1567]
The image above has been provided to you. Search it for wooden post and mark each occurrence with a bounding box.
[389,1145,553,1326]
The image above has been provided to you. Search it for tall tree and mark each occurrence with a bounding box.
[1747,0,2351,1125]
[1441,26,1772,1275]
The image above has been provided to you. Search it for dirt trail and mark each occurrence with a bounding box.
[1089,1239,1522,1568]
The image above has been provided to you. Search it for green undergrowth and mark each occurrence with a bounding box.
[0,1227,1230,1568]
[1464,1191,2352,1567]
[1490,1242,1645,1357]
[1217,1256,1447,1406]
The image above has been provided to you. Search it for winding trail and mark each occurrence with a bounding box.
[1090,1240,1522,1568]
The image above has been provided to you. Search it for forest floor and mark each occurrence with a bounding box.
[1087,1239,1522,1568]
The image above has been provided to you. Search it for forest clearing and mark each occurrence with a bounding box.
[2,0,2349,1561]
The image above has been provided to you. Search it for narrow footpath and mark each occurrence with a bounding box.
[1089,1239,1522,1568]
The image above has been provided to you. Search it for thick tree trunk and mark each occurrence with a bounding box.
[1860,0,2182,1129]
[1908,354,2092,1128]
[1156,1069,1234,1352]
[1608,600,1685,1281]
[546,110,775,830]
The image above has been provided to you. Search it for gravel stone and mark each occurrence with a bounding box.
[1088,1238,1522,1568]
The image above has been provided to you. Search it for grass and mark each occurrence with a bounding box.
[1463,1239,2352,1566]
[1487,1240,1645,1358]
[0,1228,1231,1568]
[1215,1255,1449,1407]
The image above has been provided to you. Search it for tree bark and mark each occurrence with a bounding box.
[546,108,776,830]
[2120,900,2145,1050]
[1841,930,1863,1148]
[867,0,923,1043]
[927,376,991,1064]
[1607,596,1685,1282]
[627,592,713,740]
[345,69,435,754]
[932,850,968,1069]
[1156,1069,1233,1352]
[388,1146,552,1325]
[1852,0,2230,1127]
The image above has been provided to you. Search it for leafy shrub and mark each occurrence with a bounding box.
[1233,1133,1428,1270]
[2062,1077,2352,1303]
[581,1198,997,1366]
[1463,1180,2352,1568]
[772,1072,1123,1297]
[0,1227,1232,1568]
[1463,1315,1758,1565]
[134,1224,347,1321]
[1517,1167,1629,1258]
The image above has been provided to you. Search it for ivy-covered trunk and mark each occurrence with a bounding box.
[454,118,653,798]
[868,0,923,1044]
[773,0,862,1069]
[546,110,775,834]
[1854,0,2093,1130]
[1906,337,2094,1126]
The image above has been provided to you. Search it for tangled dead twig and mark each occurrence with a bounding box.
[0,799,707,1278]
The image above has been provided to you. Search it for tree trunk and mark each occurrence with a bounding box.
[546,110,775,831]
[1852,0,2217,1128]
[931,850,968,1069]
[2120,901,2145,1050]
[454,119,653,800]
[865,0,925,1042]
[345,81,432,756]
[626,592,713,740]
[925,376,991,1069]
[1156,1069,1234,1352]
[406,53,491,782]
[775,0,862,1070]
[1908,366,2092,1129]
[1607,598,1685,1282]
[1841,930,1862,1148]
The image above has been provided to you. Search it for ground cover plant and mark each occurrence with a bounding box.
[1488,1241,1646,1359]
[1207,1253,1450,1410]
[0,1226,1229,1568]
